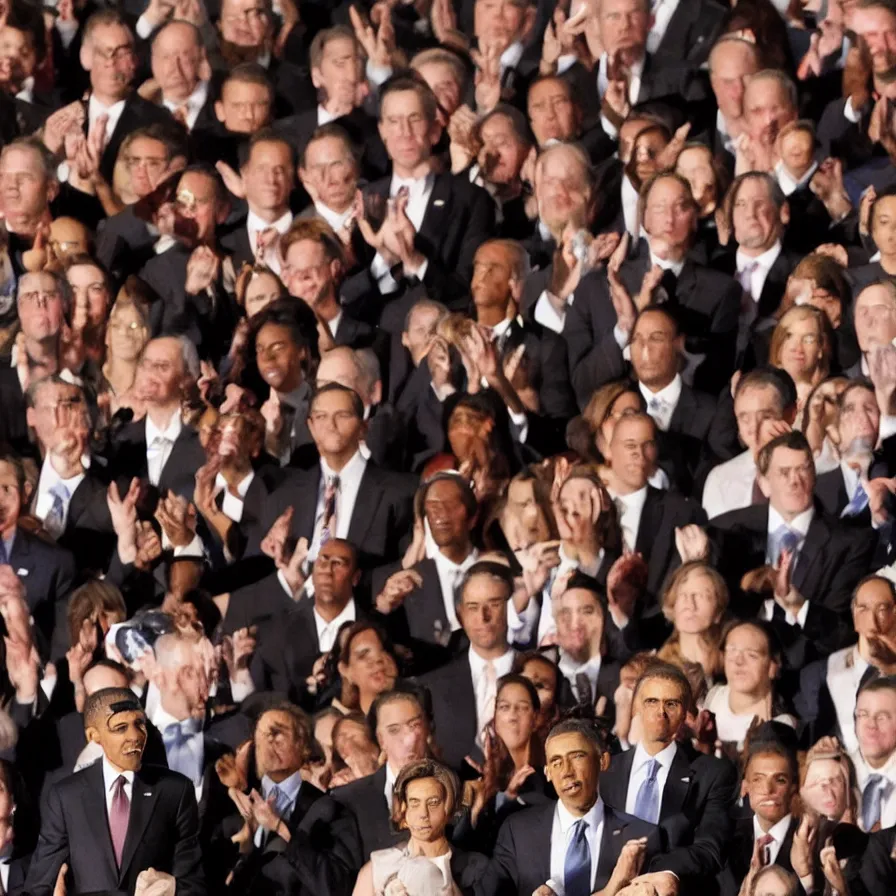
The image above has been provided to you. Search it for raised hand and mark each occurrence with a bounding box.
[606,552,648,625]
[515,541,562,598]
[155,491,197,548]
[472,42,502,113]
[350,4,396,73]
[656,123,691,171]
[376,569,423,614]
[789,812,818,879]
[260,507,294,560]
[107,478,141,538]
[185,246,220,295]
[674,525,710,562]
[279,537,310,596]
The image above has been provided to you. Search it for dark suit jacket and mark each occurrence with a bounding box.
[54,473,116,575]
[713,246,802,321]
[652,0,725,66]
[599,742,737,885]
[95,206,157,285]
[657,383,717,497]
[25,761,205,896]
[330,765,405,862]
[0,366,30,459]
[718,815,798,896]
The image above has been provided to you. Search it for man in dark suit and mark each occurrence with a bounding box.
[600,663,737,888]
[710,430,876,621]
[24,686,205,896]
[493,716,672,896]
[650,0,725,67]
[564,175,741,403]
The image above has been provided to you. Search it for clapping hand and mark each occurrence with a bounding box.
[376,569,423,614]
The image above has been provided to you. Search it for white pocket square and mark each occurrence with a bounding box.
[433,199,445,207]
[681,776,691,782]
[16,568,28,576]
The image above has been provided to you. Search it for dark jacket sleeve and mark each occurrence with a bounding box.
[171,778,206,896]
[23,781,69,896]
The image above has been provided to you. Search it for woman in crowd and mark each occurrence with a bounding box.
[334,622,400,716]
[513,651,563,739]
[575,382,645,481]
[100,280,152,415]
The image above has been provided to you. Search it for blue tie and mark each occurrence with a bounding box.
[633,759,661,824]
[842,481,870,517]
[564,819,591,896]
[162,719,203,786]
[772,525,800,565]
[862,774,892,831]
[45,482,70,537]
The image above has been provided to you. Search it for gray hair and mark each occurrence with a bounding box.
[745,69,798,110]
[1,137,59,186]
[708,35,760,73]
[404,297,449,333]
[355,347,381,393]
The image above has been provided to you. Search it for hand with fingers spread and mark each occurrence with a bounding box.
[107,478,141,564]
[135,521,163,571]
[43,101,86,155]
[790,812,818,879]
[515,541,562,598]
[674,525,710,563]
[473,42,502,113]
[606,552,648,627]
[430,0,467,51]
[350,4,397,73]
[427,336,456,401]
[376,569,423,614]
[656,123,691,171]
[869,343,896,416]
[865,475,896,525]
[185,246,220,295]
[155,491,197,548]
[279,537,310,597]
[820,841,850,895]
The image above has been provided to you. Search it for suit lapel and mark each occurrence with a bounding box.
[416,173,452,258]
[634,488,663,558]
[347,465,385,547]
[668,385,695,434]
[602,749,634,811]
[297,467,321,540]
[119,769,161,879]
[792,513,829,594]
[660,745,693,819]
[596,807,629,888]
[83,762,119,883]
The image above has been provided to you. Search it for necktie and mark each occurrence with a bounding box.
[575,671,593,708]
[633,759,661,824]
[162,719,203,786]
[476,660,498,746]
[757,833,774,866]
[648,395,669,428]
[45,482,69,539]
[862,774,892,831]
[321,475,340,545]
[842,481,870,517]
[615,497,636,553]
[254,226,279,260]
[772,525,800,565]
[860,664,880,689]
[657,268,678,305]
[109,775,130,867]
[738,261,759,298]
[564,819,591,896]
[172,103,190,127]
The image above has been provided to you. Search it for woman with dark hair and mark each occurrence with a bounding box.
[719,0,795,72]
[513,651,563,739]
[332,621,400,715]
[574,382,646,480]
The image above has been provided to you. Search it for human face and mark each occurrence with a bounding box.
[27,381,84,451]
[732,178,784,253]
[852,577,896,642]
[85,23,136,102]
[17,271,64,341]
[597,390,642,455]
[855,284,896,351]
[333,718,377,765]
[0,26,36,89]
[642,177,695,256]
[447,405,492,463]
[0,146,50,225]
[760,445,815,517]
[243,141,293,216]
[107,301,148,363]
[219,0,271,47]
[618,116,653,165]
[522,658,556,714]
[340,629,394,698]
[475,0,533,51]
[216,79,272,133]
[478,113,529,185]
[779,129,815,177]
[599,0,650,63]
[545,731,601,815]
[424,479,472,550]
[307,389,364,458]
[402,304,440,365]
[709,41,758,122]
[67,264,109,330]
[555,588,604,661]
[495,681,537,751]
[169,646,209,720]
[724,624,777,697]
[744,753,795,826]
[403,777,450,843]
[121,136,169,199]
[630,129,669,188]
[630,310,680,390]
[254,709,304,780]
[676,146,716,213]
[316,350,365,399]
[136,337,185,405]
[777,314,823,379]
[255,322,305,393]
[312,35,362,112]
[855,688,896,764]
[852,6,896,73]
[802,758,848,820]
[90,708,147,772]
[472,242,517,310]
[176,171,222,244]
[376,698,429,769]
[48,218,90,259]
[734,385,783,456]
[151,23,203,102]
[536,148,590,234]
[379,90,439,173]
[672,568,721,635]
[458,573,509,653]
[243,271,281,318]
[608,416,656,492]
[503,478,550,549]
[300,135,358,213]
[636,678,686,748]
[744,78,795,149]
[872,195,896,260]
[311,540,357,606]
[527,78,577,146]
[414,60,462,119]
[283,239,338,307]
[0,462,22,534]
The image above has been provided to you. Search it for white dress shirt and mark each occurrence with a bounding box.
[647,0,680,53]
[152,705,204,802]
[533,290,568,334]
[102,755,135,816]
[736,241,782,303]
[825,645,868,754]
[852,747,896,830]
[597,54,645,138]
[34,458,85,537]
[775,160,818,197]
[433,548,478,632]
[500,40,525,75]
[762,596,810,628]
[317,104,339,126]
[247,209,292,274]
[702,450,757,519]
[704,685,797,749]
[162,80,209,131]
[309,450,368,560]
[254,770,303,847]
[558,652,602,702]
[314,598,357,653]
[621,173,641,238]
[213,471,255,523]
[753,813,793,866]
[315,201,354,233]
[384,763,397,807]
[469,647,515,737]
[716,111,737,155]
[625,740,678,817]
[766,504,814,565]
[549,797,604,891]
[610,486,649,553]
[640,374,682,432]
[88,96,126,148]
[145,413,183,486]
[327,310,343,340]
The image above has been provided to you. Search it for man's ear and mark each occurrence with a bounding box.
[214,101,225,124]
[522,5,537,41]
[599,750,611,772]
[85,725,100,745]
[79,41,93,73]
[757,473,771,499]
[509,276,524,304]
[780,200,791,227]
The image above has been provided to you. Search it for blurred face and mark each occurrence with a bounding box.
[852,577,896,641]
[608,416,657,492]
[744,753,795,826]
[219,0,271,47]
[642,177,695,256]
[856,688,896,764]
[341,629,394,697]
[379,89,439,172]
[630,310,680,390]
[855,284,896,351]
[710,42,759,122]
[308,389,364,458]
[300,135,358,213]
[243,141,293,216]
[618,116,653,165]
[85,23,136,101]
[414,59,462,120]
[402,778,450,843]
[333,718,376,763]
[779,128,815,176]
[599,0,650,62]
[545,731,601,815]
[672,568,721,635]
[522,658,556,713]
[17,271,64,341]
[676,146,716,212]
[528,78,577,146]
[243,271,281,318]
[255,322,305,392]
[475,0,533,51]
[743,78,796,149]
[0,146,51,225]
[872,195,896,259]
[472,242,517,309]
[175,171,221,243]
[121,136,169,200]
[312,36,362,111]
[536,148,590,233]
[448,405,492,463]
[311,540,358,606]
[458,573,509,653]
[760,445,815,517]
[216,79,272,133]
[732,178,784,253]
[29,381,84,453]
[852,6,896,73]
[0,25,36,90]
[636,677,686,748]
[136,337,185,405]
[630,129,669,188]
[67,263,109,330]
[151,23,203,102]
[724,624,777,697]
[170,647,209,719]
[555,587,604,661]
[316,351,364,399]
[424,479,472,549]
[597,390,642,454]
[402,304,440,365]
[735,385,783,457]
[107,301,149,363]
[504,478,550,548]
[48,218,90,259]
[495,682,537,751]
[777,313,823,378]
[255,709,304,779]
[0,462,22,533]
[88,709,147,772]
[802,758,848,819]
[376,698,429,769]
[479,113,529,185]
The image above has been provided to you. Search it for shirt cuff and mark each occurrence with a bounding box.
[507,408,529,443]
[881,414,896,441]
[843,96,861,123]
[507,594,539,645]
[135,14,155,39]
[405,256,429,283]
[600,113,619,140]
[613,323,629,349]
[229,676,255,703]
[163,533,204,558]
[557,54,577,75]
[366,59,393,86]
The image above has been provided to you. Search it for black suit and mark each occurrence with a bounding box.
[655,382,717,497]
[25,761,205,896]
[599,742,737,885]
[52,472,116,575]
[713,246,802,321]
[95,206,157,285]
[718,815,798,896]
[652,0,725,66]
[0,366,30,459]
[330,766,405,862]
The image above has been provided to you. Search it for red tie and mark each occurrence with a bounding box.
[109,775,130,868]
[757,833,774,866]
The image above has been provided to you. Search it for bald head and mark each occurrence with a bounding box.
[709,37,761,124]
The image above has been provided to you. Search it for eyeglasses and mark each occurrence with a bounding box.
[122,155,168,173]
[18,289,60,306]
[93,44,135,64]
[855,709,895,725]
[724,646,767,662]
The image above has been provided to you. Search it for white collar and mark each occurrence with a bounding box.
[16,77,34,103]
[89,95,126,116]
[468,646,515,679]
[500,40,525,70]
[163,80,208,113]
[775,160,818,197]
[313,597,356,633]
[214,470,255,499]
[321,449,365,484]
[737,241,782,273]
[753,812,792,844]
[257,50,271,68]
[611,484,649,512]
[154,234,177,255]
[318,104,339,125]
[433,546,478,574]
[151,704,197,733]
[487,317,513,340]
[767,503,814,538]
[39,455,86,493]
[600,52,646,82]
[632,739,678,775]
[261,769,302,803]
[146,412,182,445]
[648,247,685,276]
[558,651,602,679]
[556,795,604,835]
[247,209,292,235]
[102,755,135,791]
[639,373,682,407]
[390,171,434,194]
[314,202,354,232]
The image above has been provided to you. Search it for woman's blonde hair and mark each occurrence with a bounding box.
[768,305,832,379]
[391,759,461,831]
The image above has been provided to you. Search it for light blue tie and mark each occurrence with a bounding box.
[842,481,870,518]
[633,758,661,824]
[564,819,591,896]
[772,525,800,565]
[862,774,892,831]
[162,719,203,786]
[45,482,70,537]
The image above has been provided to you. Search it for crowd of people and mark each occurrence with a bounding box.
[1,0,896,893]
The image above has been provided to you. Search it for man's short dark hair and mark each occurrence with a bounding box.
[367,682,434,740]
[456,560,515,609]
[243,128,296,170]
[756,430,813,477]
[852,574,896,609]
[84,687,143,732]
[249,297,317,363]
[734,366,798,412]
[633,661,693,706]
[857,674,896,701]
[308,382,364,420]
[744,721,799,782]
[300,123,362,169]
[546,717,608,753]
[419,472,478,520]
[379,73,439,125]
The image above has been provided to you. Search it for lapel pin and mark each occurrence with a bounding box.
[613,829,622,835]
[143,792,151,796]
[681,776,691,782]
[433,199,445,207]
[16,569,27,576]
